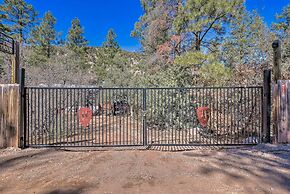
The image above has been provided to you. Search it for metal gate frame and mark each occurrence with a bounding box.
[23,86,264,148]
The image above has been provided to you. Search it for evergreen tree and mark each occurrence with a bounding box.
[0,0,37,43]
[91,29,120,84]
[102,28,120,58]
[67,18,88,48]
[272,5,290,78]
[222,10,274,67]
[30,11,57,58]
[0,12,9,33]
[272,5,289,58]
[272,5,289,40]
[174,0,243,51]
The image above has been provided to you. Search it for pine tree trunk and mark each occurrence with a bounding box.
[47,45,50,58]
[195,38,201,51]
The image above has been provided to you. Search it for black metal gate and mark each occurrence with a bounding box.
[24,86,263,147]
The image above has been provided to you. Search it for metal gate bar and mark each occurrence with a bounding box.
[25,86,263,147]
[146,87,262,146]
[25,87,144,147]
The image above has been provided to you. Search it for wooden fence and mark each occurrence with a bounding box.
[0,84,20,148]
[274,80,290,143]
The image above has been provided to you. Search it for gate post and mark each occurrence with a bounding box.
[20,68,26,148]
[272,40,282,83]
[143,88,147,146]
[272,40,282,143]
[262,69,271,143]
[11,41,20,84]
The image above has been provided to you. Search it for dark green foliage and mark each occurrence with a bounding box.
[272,5,290,39]
[174,0,243,51]
[66,18,89,68]
[87,29,130,86]
[91,48,138,86]
[0,0,37,43]
[222,10,274,67]
[29,11,57,58]
[272,5,290,79]
[272,5,289,58]
[102,28,120,58]
[146,90,198,131]
[0,12,9,33]
[67,18,88,49]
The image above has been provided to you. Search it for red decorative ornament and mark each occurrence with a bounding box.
[196,107,210,128]
[79,107,93,128]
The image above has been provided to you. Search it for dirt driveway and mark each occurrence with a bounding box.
[0,145,290,194]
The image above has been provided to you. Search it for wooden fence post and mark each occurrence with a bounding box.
[263,70,271,143]
[272,40,282,143]
[11,41,20,84]
[0,85,20,148]
[272,40,282,83]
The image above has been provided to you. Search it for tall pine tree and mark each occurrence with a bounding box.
[272,5,290,40]
[0,0,37,43]
[272,5,289,59]
[0,12,8,33]
[174,0,243,51]
[67,18,88,48]
[272,5,290,78]
[30,11,57,58]
[222,10,274,67]
[102,28,120,58]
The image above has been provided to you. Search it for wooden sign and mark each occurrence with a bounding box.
[0,32,14,54]
[79,107,93,128]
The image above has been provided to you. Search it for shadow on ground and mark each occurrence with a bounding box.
[0,148,55,170]
[183,144,290,193]
[45,187,85,194]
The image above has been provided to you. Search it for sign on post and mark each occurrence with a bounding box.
[0,32,14,55]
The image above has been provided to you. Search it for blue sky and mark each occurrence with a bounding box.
[3,0,290,51]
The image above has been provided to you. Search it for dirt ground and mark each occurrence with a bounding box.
[0,145,290,194]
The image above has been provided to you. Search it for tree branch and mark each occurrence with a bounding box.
[200,14,226,42]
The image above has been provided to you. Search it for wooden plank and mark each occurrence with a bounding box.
[280,81,286,142]
[0,84,20,148]
[286,80,290,143]
[273,84,278,143]
[277,80,290,143]
[277,81,282,142]
[277,81,281,142]
[0,86,5,148]
[283,81,289,143]
[287,81,290,142]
